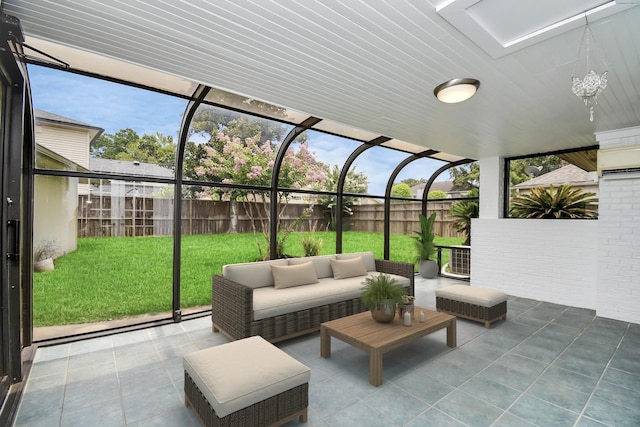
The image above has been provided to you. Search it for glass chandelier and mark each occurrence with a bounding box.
[571,21,608,122]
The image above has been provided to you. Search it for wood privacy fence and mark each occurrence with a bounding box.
[77,196,464,239]
[350,202,461,238]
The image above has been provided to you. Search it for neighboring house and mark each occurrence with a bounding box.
[89,157,174,197]
[34,108,103,170]
[412,181,474,199]
[34,109,103,257]
[512,164,599,196]
[84,158,175,237]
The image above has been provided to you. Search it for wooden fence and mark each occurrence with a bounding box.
[77,196,463,239]
[350,202,461,238]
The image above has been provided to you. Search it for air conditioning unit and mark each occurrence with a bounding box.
[597,145,640,178]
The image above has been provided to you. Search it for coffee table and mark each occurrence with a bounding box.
[320,307,456,386]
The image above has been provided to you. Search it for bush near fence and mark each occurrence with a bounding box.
[77,196,464,239]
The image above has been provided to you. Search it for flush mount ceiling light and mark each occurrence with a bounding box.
[433,78,480,103]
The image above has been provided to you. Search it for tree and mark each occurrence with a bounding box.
[510,185,598,218]
[91,129,177,169]
[189,105,288,154]
[450,188,479,245]
[400,178,426,188]
[195,132,327,259]
[449,162,479,188]
[391,183,412,199]
[427,190,447,199]
[317,165,368,231]
[509,156,562,186]
[91,128,140,159]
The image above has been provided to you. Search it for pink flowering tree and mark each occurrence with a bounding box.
[196,131,326,259]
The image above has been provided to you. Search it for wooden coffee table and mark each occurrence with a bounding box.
[320,307,456,386]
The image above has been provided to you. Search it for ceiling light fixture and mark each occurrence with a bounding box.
[433,78,480,103]
[571,19,608,122]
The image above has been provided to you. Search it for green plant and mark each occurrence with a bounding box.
[301,236,323,256]
[360,274,406,310]
[34,240,59,261]
[450,188,479,245]
[412,212,436,263]
[510,184,598,219]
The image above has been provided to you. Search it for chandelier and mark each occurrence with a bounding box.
[571,21,608,122]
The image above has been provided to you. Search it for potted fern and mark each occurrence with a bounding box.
[412,212,438,278]
[360,274,407,323]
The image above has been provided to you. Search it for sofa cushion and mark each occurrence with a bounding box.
[223,259,289,289]
[288,255,336,279]
[271,262,319,289]
[183,336,310,418]
[436,285,507,307]
[330,257,368,279]
[336,251,376,271]
[253,272,410,320]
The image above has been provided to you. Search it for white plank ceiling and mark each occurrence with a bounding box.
[3,0,640,162]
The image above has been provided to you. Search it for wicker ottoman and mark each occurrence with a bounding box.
[183,336,310,427]
[436,285,507,328]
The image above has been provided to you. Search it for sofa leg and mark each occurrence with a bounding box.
[212,323,219,333]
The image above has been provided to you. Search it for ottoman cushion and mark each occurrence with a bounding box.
[436,285,507,307]
[183,336,310,418]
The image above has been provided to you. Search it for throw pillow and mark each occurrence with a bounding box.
[336,251,376,271]
[271,261,319,289]
[330,257,368,279]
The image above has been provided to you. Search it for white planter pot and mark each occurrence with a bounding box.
[34,258,55,272]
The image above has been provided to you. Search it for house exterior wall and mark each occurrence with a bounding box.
[35,123,90,169]
[471,218,598,309]
[33,175,78,257]
[595,126,640,324]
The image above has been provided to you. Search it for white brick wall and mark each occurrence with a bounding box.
[471,219,598,309]
[595,127,640,323]
[473,126,640,323]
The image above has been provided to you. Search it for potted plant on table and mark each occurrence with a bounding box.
[361,274,407,323]
[399,294,416,319]
[412,212,438,279]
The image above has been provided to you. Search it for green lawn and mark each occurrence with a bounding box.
[33,232,462,326]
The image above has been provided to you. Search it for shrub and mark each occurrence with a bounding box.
[510,184,598,219]
[301,236,323,257]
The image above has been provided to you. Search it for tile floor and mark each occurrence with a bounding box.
[12,276,640,427]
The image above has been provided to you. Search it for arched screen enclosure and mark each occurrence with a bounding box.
[26,57,474,341]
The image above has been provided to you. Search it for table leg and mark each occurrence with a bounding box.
[446,319,457,347]
[320,326,331,358]
[369,350,383,386]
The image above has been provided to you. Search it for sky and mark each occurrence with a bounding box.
[29,65,446,195]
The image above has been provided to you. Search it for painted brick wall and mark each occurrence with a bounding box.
[596,127,640,323]
[471,219,598,309]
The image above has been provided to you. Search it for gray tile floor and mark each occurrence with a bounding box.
[13,276,640,427]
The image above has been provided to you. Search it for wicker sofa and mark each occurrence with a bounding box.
[212,251,414,342]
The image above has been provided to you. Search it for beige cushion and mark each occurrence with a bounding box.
[336,251,376,271]
[253,272,410,320]
[435,285,507,307]
[330,257,368,279]
[288,255,336,279]
[271,262,319,289]
[183,336,310,419]
[223,259,288,289]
